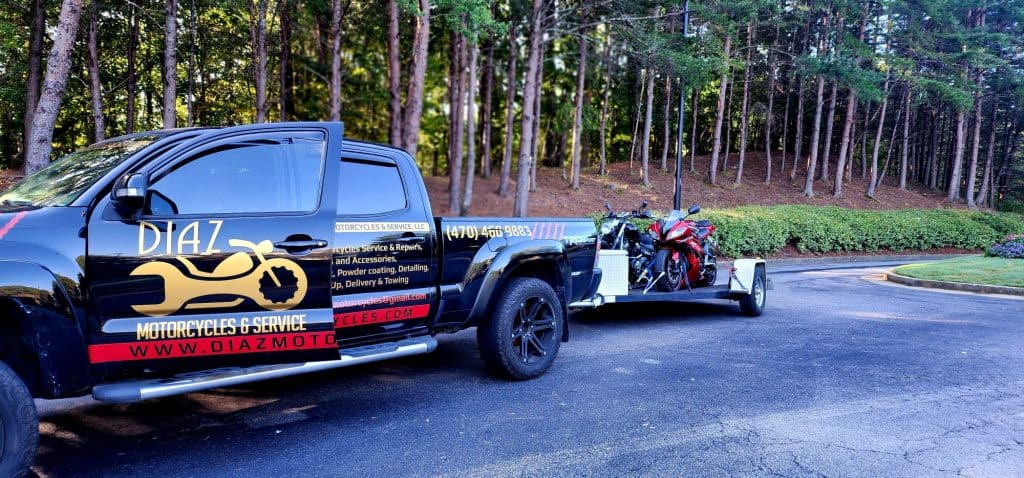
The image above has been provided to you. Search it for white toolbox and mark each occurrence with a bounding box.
[596,249,629,297]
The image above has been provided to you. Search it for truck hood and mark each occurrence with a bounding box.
[0,206,88,295]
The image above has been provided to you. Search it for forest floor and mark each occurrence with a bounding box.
[425,151,965,217]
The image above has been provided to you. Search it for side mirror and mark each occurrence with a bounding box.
[112,173,148,209]
[687,203,701,216]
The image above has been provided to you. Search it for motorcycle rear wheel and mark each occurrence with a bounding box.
[653,249,684,292]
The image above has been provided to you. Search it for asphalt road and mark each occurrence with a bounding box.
[32,262,1024,477]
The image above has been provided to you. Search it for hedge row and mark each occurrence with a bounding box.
[596,205,1024,258]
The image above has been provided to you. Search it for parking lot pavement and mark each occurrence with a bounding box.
[33,264,1024,477]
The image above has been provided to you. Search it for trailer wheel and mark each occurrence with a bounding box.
[478,278,563,380]
[739,265,766,317]
[0,361,37,477]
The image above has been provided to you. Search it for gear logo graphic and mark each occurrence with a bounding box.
[129,239,309,317]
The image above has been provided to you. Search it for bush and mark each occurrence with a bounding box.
[595,205,1024,258]
[987,234,1024,259]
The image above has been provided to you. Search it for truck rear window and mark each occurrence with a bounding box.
[337,159,406,215]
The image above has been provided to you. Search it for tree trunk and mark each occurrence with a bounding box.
[780,77,791,174]
[965,81,984,208]
[866,71,891,198]
[690,89,698,172]
[386,0,402,146]
[24,0,45,153]
[249,0,268,123]
[87,0,104,142]
[163,0,178,129]
[599,37,613,176]
[802,73,825,197]
[640,64,655,186]
[126,7,138,133]
[513,0,544,217]
[735,21,754,186]
[448,30,465,214]
[481,33,495,178]
[498,24,517,197]
[659,75,672,172]
[461,39,479,216]
[570,34,587,189]
[899,86,911,190]
[946,109,967,201]
[819,80,838,181]
[764,50,776,183]
[24,0,84,175]
[400,0,431,157]
[975,109,997,206]
[791,75,806,180]
[721,69,735,173]
[328,0,343,121]
[279,0,295,121]
[833,91,857,197]
[529,43,544,193]
[707,35,731,184]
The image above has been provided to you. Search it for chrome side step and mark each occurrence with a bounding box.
[92,336,438,403]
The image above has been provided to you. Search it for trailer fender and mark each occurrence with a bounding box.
[730,259,766,295]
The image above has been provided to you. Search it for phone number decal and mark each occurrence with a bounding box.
[444,224,533,241]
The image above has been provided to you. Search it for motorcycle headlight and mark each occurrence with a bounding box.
[600,222,615,235]
[666,227,686,241]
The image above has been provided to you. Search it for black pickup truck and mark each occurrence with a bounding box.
[0,122,599,475]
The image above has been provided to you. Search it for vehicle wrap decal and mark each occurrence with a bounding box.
[334,304,430,328]
[0,211,27,240]
[87,331,337,363]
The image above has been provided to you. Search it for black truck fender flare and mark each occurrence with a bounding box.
[0,260,91,398]
[465,239,572,340]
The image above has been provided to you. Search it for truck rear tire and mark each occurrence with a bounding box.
[0,361,37,477]
[739,265,766,317]
[477,278,563,380]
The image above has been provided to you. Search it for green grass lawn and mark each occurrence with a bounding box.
[893,256,1024,288]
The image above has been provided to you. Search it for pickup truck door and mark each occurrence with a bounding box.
[85,123,342,371]
[331,143,437,345]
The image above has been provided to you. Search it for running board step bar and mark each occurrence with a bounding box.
[92,336,438,403]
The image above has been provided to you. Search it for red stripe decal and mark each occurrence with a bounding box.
[0,211,28,240]
[87,332,336,364]
[558,223,565,240]
[531,222,539,240]
[334,304,430,328]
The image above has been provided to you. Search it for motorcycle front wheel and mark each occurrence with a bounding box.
[653,248,684,292]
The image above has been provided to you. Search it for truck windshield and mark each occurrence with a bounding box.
[0,137,156,207]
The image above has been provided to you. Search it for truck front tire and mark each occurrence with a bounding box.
[478,278,563,380]
[0,361,37,477]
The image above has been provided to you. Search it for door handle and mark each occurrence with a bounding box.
[397,236,425,244]
[274,239,328,252]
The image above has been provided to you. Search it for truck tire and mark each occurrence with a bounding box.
[739,265,766,317]
[477,278,563,380]
[0,361,37,478]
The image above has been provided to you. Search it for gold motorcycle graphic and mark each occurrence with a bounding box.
[130,239,308,317]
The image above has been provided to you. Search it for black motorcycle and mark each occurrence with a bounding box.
[599,201,657,286]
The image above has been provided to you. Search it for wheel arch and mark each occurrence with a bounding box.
[0,261,92,398]
[466,240,571,341]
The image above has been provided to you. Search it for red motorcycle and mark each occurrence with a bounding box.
[648,204,719,292]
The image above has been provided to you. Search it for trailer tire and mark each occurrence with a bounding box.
[0,361,37,478]
[739,265,766,317]
[478,278,563,380]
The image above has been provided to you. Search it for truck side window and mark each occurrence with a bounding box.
[337,158,406,215]
[148,138,325,216]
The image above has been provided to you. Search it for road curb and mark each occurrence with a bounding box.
[764,253,973,268]
[884,271,1024,297]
